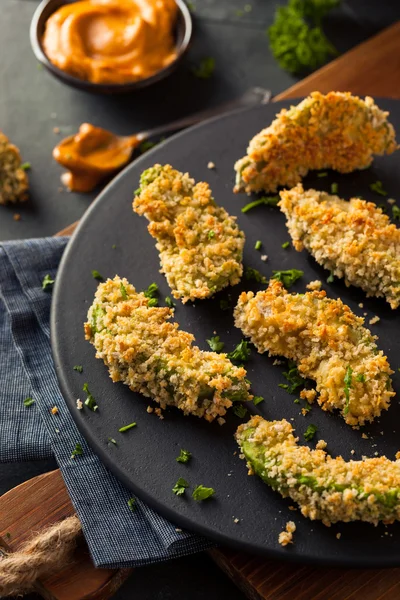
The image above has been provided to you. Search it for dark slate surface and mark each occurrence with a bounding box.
[1,1,400,598]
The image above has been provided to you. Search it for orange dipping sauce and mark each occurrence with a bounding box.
[42,0,178,84]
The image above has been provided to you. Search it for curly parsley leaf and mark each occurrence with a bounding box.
[143,282,159,306]
[206,335,225,353]
[120,282,128,299]
[192,485,215,501]
[172,478,190,496]
[369,180,387,196]
[304,424,317,441]
[267,0,339,75]
[23,397,35,407]
[165,296,175,308]
[392,205,400,221]
[91,270,104,281]
[326,271,334,283]
[227,340,251,363]
[233,404,248,418]
[241,196,279,213]
[253,395,264,406]
[127,497,136,511]
[42,274,55,291]
[245,267,267,284]
[176,449,192,464]
[83,383,98,411]
[71,442,83,458]
[272,269,303,288]
[279,362,304,394]
[73,365,83,373]
[191,57,215,79]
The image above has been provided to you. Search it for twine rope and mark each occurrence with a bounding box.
[0,515,82,598]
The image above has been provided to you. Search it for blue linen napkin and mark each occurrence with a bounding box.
[0,237,212,568]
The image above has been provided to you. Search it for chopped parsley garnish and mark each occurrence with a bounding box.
[118,422,137,432]
[219,298,231,311]
[279,362,304,394]
[378,204,387,214]
[206,335,225,353]
[330,182,338,194]
[42,274,55,291]
[191,57,215,79]
[192,485,215,501]
[73,365,83,373]
[281,241,290,249]
[144,283,158,298]
[71,442,83,458]
[83,383,98,411]
[21,162,31,171]
[241,195,279,213]
[253,395,264,406]
[176,449,192,464]
[111,244,117,249]
[272,269,303,288]
[172,477,190,496]
[294,398,300,404]
[268,0,338,75]
[317,171,328,177]
[343,365,353,415]
[108,437,117,445]
[139,140,157,153]
[233,404,248,418]
[23,397,35,407]
[165,296,175,308]
[120,282,128,299]
[355,373,366,383]
[370,180,387,196]
[304,424,317,441]
[127,497,136,511]
[91,270,104,281]
[326,271,334,283]
[143,283,159,306]
[208,230,216,239]
[254,240,262,251]
[227,340,251,363]
[245,267,267,284]
[392,205,400,221]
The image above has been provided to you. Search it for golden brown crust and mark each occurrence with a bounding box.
[0,132,29,205]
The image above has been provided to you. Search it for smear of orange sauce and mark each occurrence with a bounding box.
[53,123,141,192]
[42,0,178,85]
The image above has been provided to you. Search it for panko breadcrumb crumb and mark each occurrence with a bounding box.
[234,279,394,426]
[85,276,251,422]
[133,165,245,303]
[0,132,29,205]
[306,280,322,291]
[279,184,400,309]
[234,92,397,194]
[278,521,296,546]
[237,416,400,526]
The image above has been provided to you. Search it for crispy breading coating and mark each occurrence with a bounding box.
[0,132,29,205]
[279,184,400,309]
[234,92,397,194]
[234,280,394,426]
[133,164,245,303]
[84,276,251,421]
[236,416,400,526]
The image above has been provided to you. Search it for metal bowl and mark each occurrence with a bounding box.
[30,0,193,95]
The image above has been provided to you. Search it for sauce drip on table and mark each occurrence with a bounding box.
[53,123,141,192]
[42,0,178,85]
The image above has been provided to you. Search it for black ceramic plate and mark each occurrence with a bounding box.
[52,99,400,567]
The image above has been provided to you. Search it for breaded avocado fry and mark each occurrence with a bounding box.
[234,92,397,194]
[84,276,251,421]
[234,280,394,426]
[133,164,245,303]
[0,132,29,205]
[279,184,400,309]
[236,416,400,526]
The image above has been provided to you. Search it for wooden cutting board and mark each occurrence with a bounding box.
[2,20,400,600]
